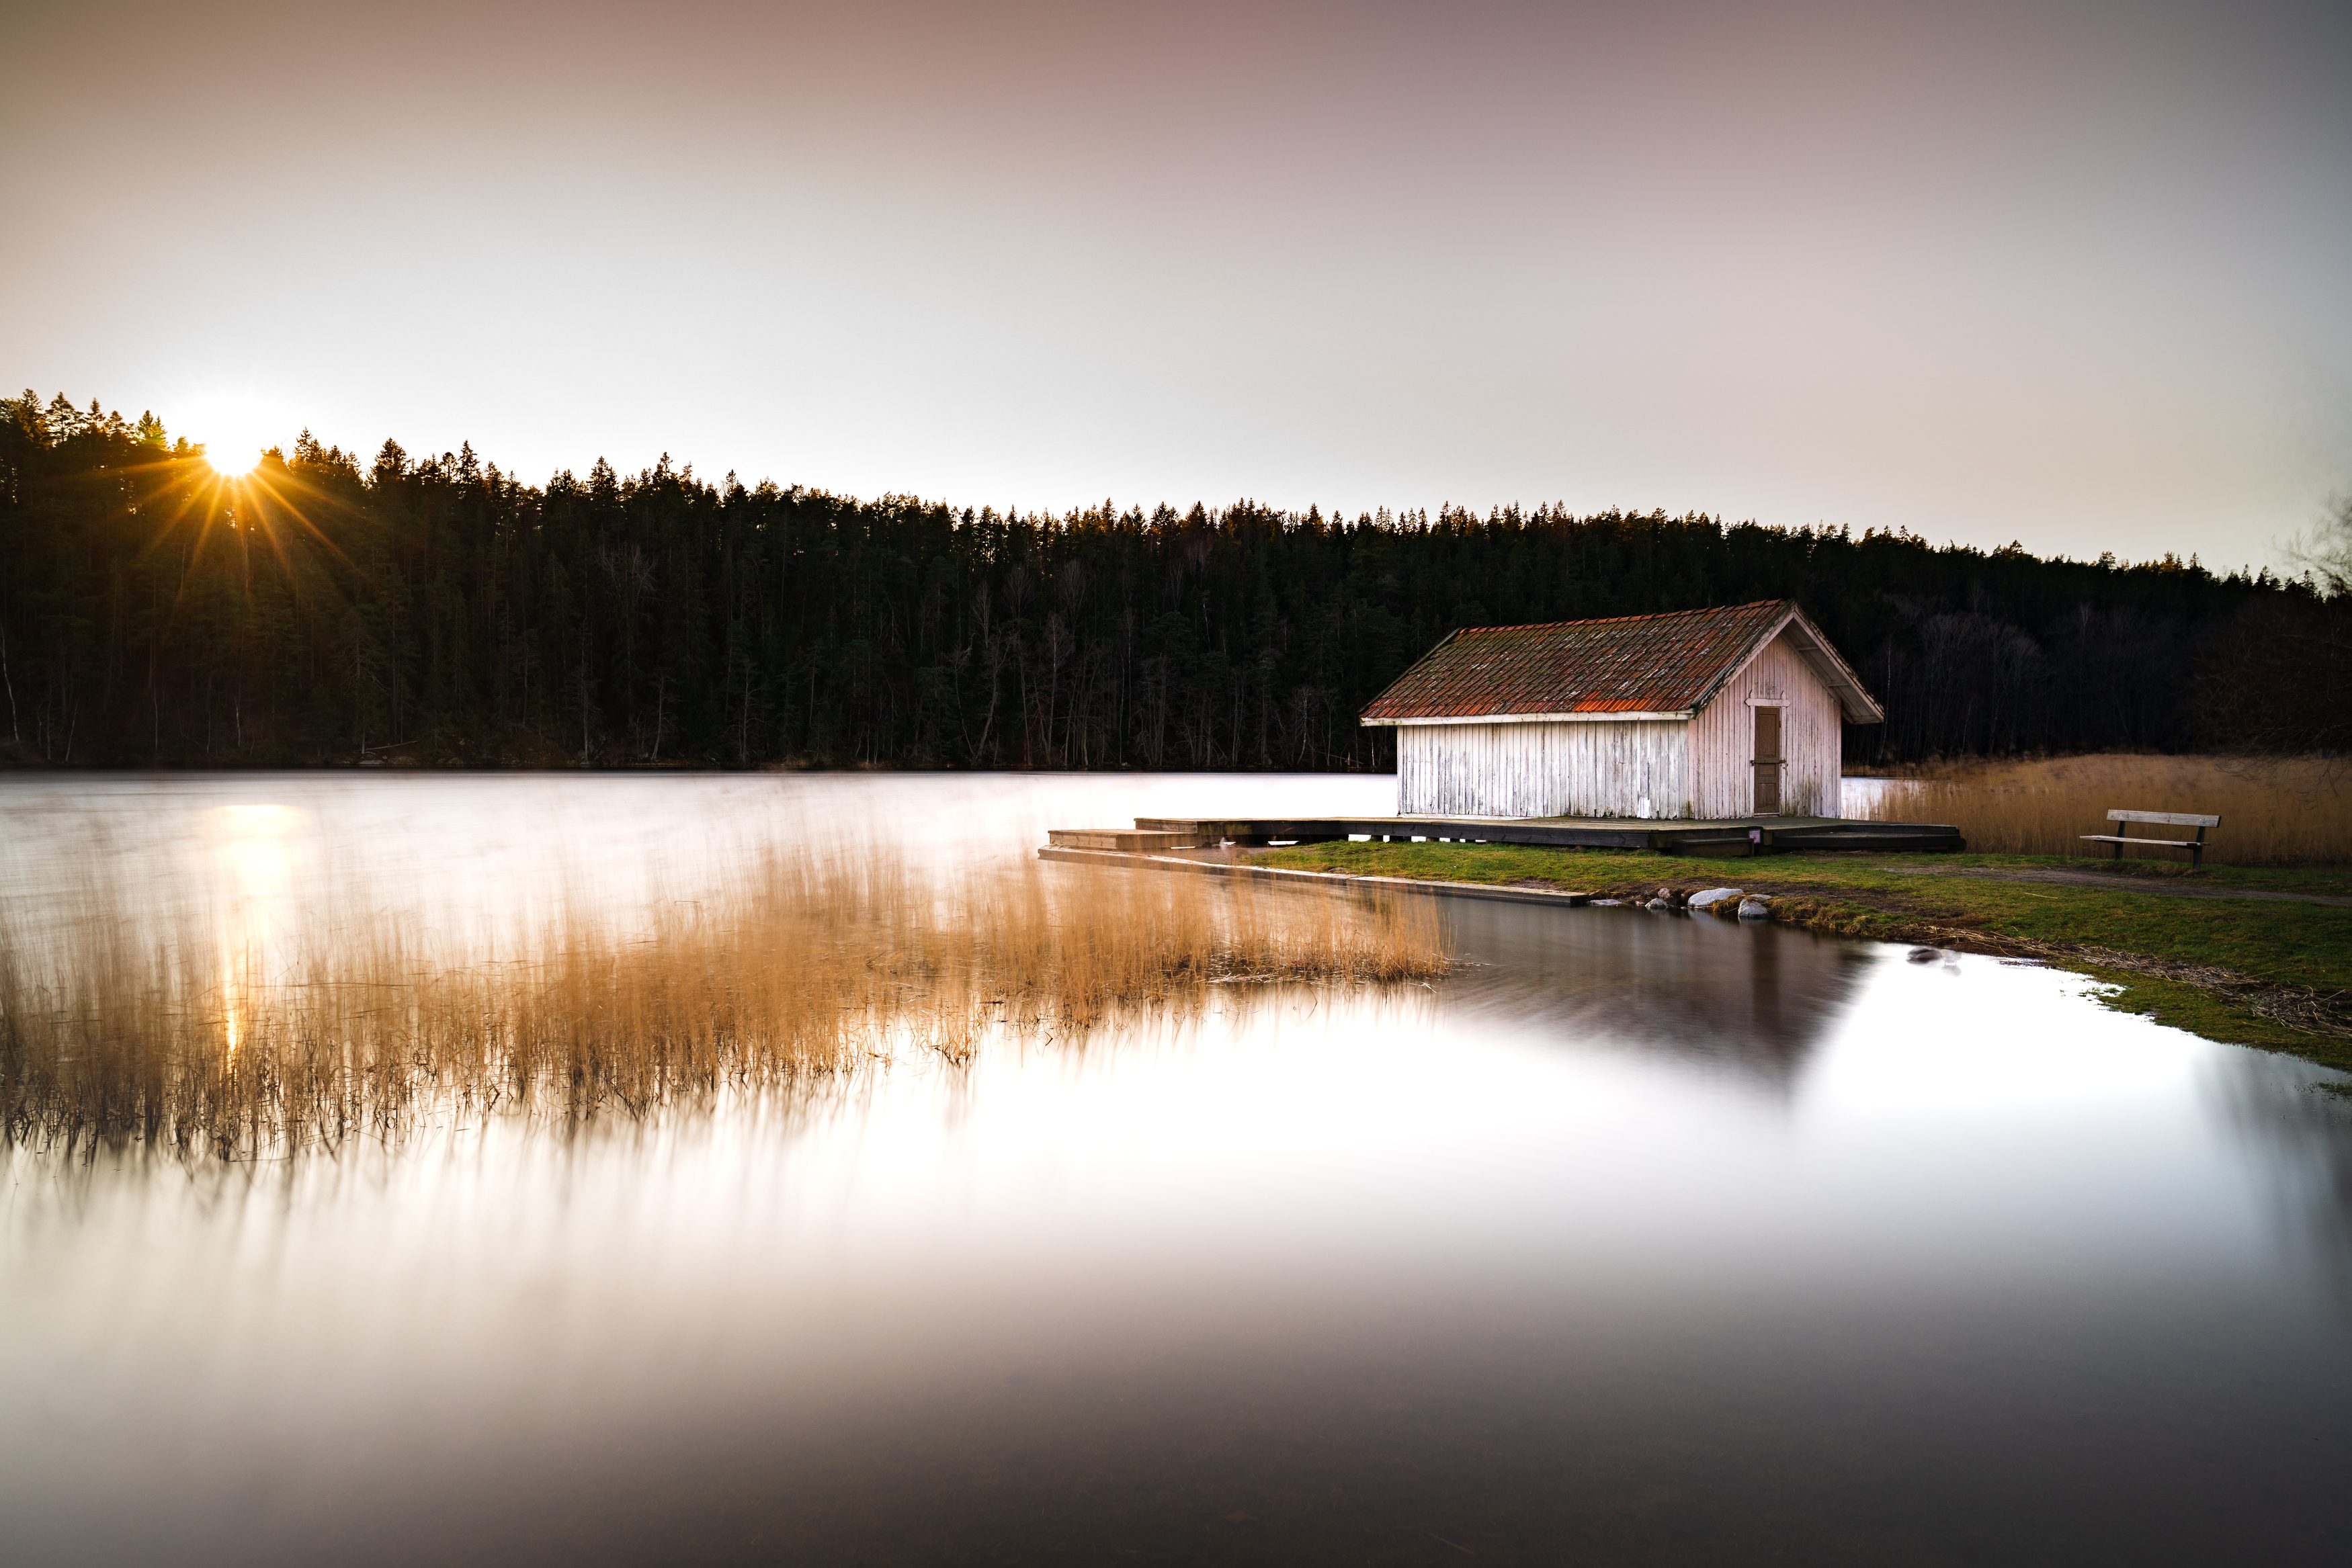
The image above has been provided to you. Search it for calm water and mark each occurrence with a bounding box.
[4,773,2351,1566]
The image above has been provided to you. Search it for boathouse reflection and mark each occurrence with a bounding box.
[1437,896,1870,1091]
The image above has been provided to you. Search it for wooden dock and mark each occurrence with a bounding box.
[1042,814,1964,859]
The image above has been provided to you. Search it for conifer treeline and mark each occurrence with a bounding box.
[0,392,2310,769]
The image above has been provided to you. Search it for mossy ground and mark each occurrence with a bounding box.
[1250,841,2352,1070]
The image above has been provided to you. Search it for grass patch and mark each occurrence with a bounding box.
[1253,840,2352,1068]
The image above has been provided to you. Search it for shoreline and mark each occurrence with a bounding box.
[1218,841,2352,1071]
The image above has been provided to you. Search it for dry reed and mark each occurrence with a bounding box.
[1850,754,2352,865]
[0,854,1447,1160]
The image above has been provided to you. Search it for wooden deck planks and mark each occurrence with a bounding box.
[1117,814,1965,856]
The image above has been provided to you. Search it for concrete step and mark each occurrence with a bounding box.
[1046,828,1203,852]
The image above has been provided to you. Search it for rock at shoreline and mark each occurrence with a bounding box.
[1736,898,1771,920]
[1687,887,1743,910]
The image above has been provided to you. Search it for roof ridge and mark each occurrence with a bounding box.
[1448,599,1788,636]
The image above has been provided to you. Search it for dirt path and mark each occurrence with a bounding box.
[1881,865,2352,908]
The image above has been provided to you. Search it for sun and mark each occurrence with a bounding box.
[183,391,288,480]
[206,442,259,478]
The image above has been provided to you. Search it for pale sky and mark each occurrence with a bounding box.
[6,0,2347,570]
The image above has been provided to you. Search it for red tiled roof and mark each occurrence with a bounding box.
[1361,600,1808,722]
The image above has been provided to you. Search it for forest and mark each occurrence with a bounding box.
[0,390,2336,771]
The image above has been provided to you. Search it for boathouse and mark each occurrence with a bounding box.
[1359,600,1883,820]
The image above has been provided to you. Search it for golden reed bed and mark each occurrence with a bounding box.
[0,855,1447,1160]
[1851,754,2352,865]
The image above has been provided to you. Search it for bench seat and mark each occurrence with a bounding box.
[2087,809,2220,868]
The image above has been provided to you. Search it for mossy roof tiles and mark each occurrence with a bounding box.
[1361,599,1880,723]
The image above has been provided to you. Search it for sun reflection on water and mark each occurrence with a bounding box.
[200,804,308,1061]
[204,805,304,890]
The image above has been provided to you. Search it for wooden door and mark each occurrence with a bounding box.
[1752,706,1781,815]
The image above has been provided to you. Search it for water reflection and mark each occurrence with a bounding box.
[199,803,311,1061]
[1,771,1403,954]
[2206,1047,2352,1299]
[1442,899,1874,1091]
[3,773,2351,1566]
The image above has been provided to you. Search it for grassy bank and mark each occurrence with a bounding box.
[1253,840,2352,1069]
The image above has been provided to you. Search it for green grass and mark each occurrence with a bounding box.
[1251,841,2352,1067]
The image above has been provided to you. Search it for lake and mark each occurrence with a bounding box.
[4,773,2349,1565]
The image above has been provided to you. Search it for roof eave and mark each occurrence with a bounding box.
[1677,601,1886,726]
[1775,606,1887,724]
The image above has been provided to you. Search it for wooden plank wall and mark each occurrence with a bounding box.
[1685,631,1843,818]
[1398,719,1692,818]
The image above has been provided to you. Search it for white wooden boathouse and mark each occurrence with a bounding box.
[1359,600,1884,820]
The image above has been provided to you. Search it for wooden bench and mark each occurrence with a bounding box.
[2083,810,2220,870]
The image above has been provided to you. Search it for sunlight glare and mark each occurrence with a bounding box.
[206,443,259,478]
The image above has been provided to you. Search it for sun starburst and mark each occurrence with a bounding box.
[205,443,259,478]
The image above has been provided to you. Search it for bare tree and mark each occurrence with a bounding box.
[2193,493,2352,758]
[2285,492,2352,598]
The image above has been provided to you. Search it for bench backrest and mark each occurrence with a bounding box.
[2109,809,2221,828]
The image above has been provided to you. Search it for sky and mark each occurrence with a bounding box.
[5,0,2348,570]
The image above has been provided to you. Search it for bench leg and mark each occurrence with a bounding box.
[2113,837,2124,862]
